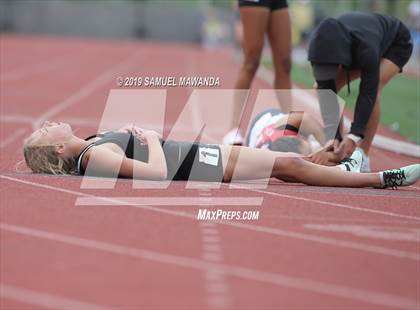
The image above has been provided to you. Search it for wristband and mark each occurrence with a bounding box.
[347,133,362,144]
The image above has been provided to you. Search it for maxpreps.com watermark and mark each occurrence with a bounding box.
[197,209,260,221]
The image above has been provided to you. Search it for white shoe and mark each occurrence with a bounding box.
[380,164,420,189]
[359,148,371,172]
[223,128,244,145]
[337,148,363,172]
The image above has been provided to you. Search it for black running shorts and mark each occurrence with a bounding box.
[383,22,413,72]
[168,142,225,182]
[238,0,288,11]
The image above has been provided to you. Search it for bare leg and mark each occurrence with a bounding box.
[220,145,381,187]
[272,157,380,187]
[268,8,292,112]
[232,7,270,128]
[360,96,380,155]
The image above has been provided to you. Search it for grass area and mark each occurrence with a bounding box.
[263,60,420,144]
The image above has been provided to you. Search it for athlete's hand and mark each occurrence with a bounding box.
[335,137,356,160]
[117,124,147,143]
[143,129,162,139]
[117,124,135,133]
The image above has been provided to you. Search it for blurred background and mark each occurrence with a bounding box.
[0,0,419,143]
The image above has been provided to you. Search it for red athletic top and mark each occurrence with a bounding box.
[255,124,304,148]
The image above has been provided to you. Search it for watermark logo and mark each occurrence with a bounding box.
[197,209,260,221]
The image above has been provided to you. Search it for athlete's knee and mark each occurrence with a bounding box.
[242,54,261,76]
[274,56,291,77]
[273,156,304,177]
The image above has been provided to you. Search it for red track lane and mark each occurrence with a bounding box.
[1,35,419,310]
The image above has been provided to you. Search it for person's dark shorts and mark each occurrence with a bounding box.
[383,22,413,72]
[238,0,288,11]
[170,142,224,182]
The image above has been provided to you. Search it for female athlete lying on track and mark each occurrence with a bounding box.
[23,121,419,189]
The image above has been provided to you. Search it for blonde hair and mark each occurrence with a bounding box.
[23,134,77,175]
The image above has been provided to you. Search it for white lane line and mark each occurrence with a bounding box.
[202,234,221,243]
[202,227,220,234]
[1,174,419,260]
[0,114,33,124]
[258,214,419,225]
[232,183,420,200]
[223,220,420,260]
[199,220,231,309]
[0,283,109,310]
[198,182,231,309]
[304,224,420,242]
[32,53,140,129]
[203,252,224,262]
[230,184,420,221]
[0,129,26,149]
[76,196,263,206]
[1,222,418,310]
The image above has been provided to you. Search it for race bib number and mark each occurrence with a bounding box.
[198,147,219,166]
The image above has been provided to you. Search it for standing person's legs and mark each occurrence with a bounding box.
[231,6,270,131]
[268,7,292,112]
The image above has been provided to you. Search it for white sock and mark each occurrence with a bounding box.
[336,164,348,171]
[379,171,384,186]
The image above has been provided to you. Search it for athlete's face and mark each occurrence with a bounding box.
[31,121,73,146]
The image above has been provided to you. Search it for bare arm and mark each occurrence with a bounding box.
[275,112,327,145]
[141,130,167,179]
[84,131,167,180]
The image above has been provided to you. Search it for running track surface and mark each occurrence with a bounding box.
[1,34,419,310]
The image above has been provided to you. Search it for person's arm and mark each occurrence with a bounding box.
[350,67,380,138]
[335,66,380,160]
[140,130,166,178]
[85,131,167,180]
[307,82,342,165]
[276,112,327,145]
[316,79,342,142]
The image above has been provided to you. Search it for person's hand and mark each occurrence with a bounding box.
[335,137,356,160]
[142,129,162,140]
[308,149,331,165]
[117,124,134,133]
[117,124,148,143]
[308,139,338,165]
[323,139,340,152]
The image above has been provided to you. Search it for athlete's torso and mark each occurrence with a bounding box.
[77,132,223,181]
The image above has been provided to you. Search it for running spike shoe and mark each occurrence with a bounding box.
[380,164,420,189]
[337,148,363,172]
